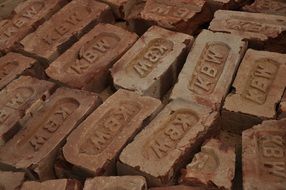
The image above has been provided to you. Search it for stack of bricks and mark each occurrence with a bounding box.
[0,0,285,190]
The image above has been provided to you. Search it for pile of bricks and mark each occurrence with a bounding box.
[0,0,285,189]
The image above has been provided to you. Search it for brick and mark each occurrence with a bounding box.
[62,89,161,177]
[0,52,39,90]
[21,179,82,190]
[243,0,286,16]
[149,186,204,190]
[140,0,211,34]
[0,0,68,53]
[98,0,128,19]
[222,49,286,134]
[19,0,114,63]
[112,26,193,98]
[242,119,286,190]
[83,176,147,190]
[118,99,219,186]
[0,87,101,180]
[0,76,55,145]
[180,139,235,190]
[219,130,243,190]
[0,0,26,19]
[0,171,25,190]
[46,23,138,92]
[209,10,286,52]
[171,30,247,109]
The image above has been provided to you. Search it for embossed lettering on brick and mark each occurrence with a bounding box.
[242,119,286,190]
[62,89,161,176]
[171,30,246,108]
[188,42,230,95]
[20,0,113,62]
[118,99,219,186]
[112,26,193,98]
[222,49,286,134]
[0,0,67,52]
[46,23,137,91]
[209,10,286,43]
[0,76,55,144]
[0,87,101,179]
[243,0,286,16]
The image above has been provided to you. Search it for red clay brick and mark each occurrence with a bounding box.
[209,10,286,52]
[140,0,211,34]
[243,0,286,16]
[19,0,114,63]
[0,0,68,53]
[209,10,286,41]
[118,99,219,186]
[21,179,82,190]
[222,49,286,134]
[46,23,138,92]
[181,139,235,190]
[0,171,25,190]
[242,119,286,190]
[0,0,26,19]
[83,176,147,190]
[111,26,193,98]
[0,87,101,180]
[63,89,161,177]
[0,52,39,90]
[0,76,55,145]
[171,30,247,109]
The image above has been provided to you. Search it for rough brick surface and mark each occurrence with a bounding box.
[46,23,138,92]
[242,119,286,190]
[209,10,286,42]
[181,139,235,190]
[118,99,219,186]
[21,179,82,190]
[141,0,211,34]
[0,0,26,19]
[20,0,114,62]
[83,176,147,190]
[0,0,68,52]
[112,26,193,98]
[0,52,38,90]
[0,87,101,180]
[222,49,286,133]
[0,76,55,144]
[243,0,286,16]
[63,89,161,177]
[171,30,247,109]
[0,171,25,190]
[209,10,286,52]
